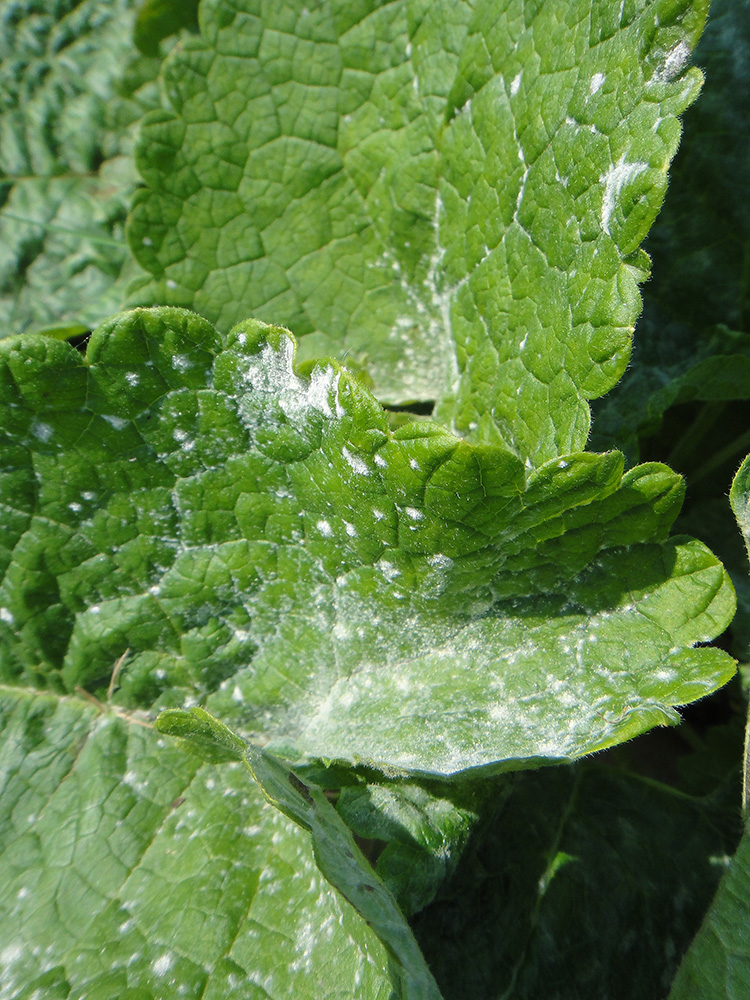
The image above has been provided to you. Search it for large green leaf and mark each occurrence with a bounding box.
[0,307,735,778]
[0,0,162,338]
[127,0,707,463]
[0,687,397,999]
[413,759,741,1000]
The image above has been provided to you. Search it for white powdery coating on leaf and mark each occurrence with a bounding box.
[600,156,649,235]
[30,421,53,442]
[152,953,173,976]
[653,40,691,83]
[316,519,333,537]
[102,414,129,430]
[237,339,344,428]
[589,72,605,94]
[342,446,370,476]
[510,71,522,95]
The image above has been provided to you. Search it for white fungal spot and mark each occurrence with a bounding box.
[316,519,333,537]
[427,553,454,569]
[142,236,153,246]
[0,607,13,624]
[404,507,424,521]
[342,446,370,476]
[653,40,690,82]
[373,453,388,468]
[30,421,53,442]
[152,953,173,976]
[589,72,605,94]
[373,508,385,521]
[125,373,140,387]
[102,414,129,430]
[600,156,649,235]
[166,279,177,290]
[511,71,522,96]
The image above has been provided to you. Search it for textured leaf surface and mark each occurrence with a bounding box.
[156,706,442,999]
[0,0,160,337]
[0,687,395,1000]
[668,821,750,1000]
[127,0,707,462]
[413,760,741,1000]
[0,306,735,778]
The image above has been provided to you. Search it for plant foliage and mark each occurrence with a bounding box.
[1,0,750,997]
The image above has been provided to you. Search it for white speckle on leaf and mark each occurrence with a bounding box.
[653,40,691,82]
[0,607,13,624]
[316,519,333,537]
[511,71,522,95]
[166,279,177,290]
[558,459,569,468]
[409,458,421,470]
[142,236,153,246]
[428,553,454,569]
[405,507,424,521]
[172,354,192,373]
[519,333,528,350]
[68,502,82,513]
[589,72,605,94]
[82,491,96,501]
[373,453,388,468]
[377,560,401,582]
[102,414,129,430]
[31,421,53,442]
[125,372,140,386]
[600,156,649,235]
[344,522,357,537]
[342,446,370,475]
[373,508,385,521]
[152,953,173,976]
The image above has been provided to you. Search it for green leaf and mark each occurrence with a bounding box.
[668,821,750,1000]
[0,0,162,338]
[591,325,750,467]
[335,773,484,916]
[127,0,707,463]
[0,687,397,999]
[731,454,750,569]
[0,307,736,778]
[156,706,443,999]
[413,760,741,1000]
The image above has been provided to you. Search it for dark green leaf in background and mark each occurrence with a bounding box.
[413,759,741,1000]
[0,0,165,338]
